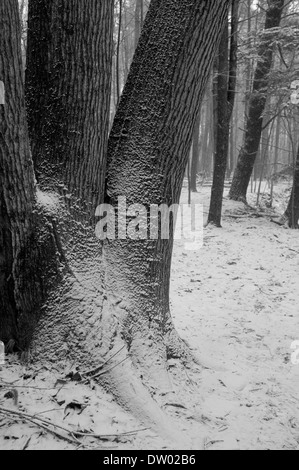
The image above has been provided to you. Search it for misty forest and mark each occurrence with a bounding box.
[0,0,299,451]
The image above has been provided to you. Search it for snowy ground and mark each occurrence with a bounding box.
[171,183,299,450]
[0,182,299,450]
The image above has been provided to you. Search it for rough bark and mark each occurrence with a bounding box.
[102,0,230,417]
[25,0,114,213]
[0,0,35,345]
[19,1,115,367]
[229,0,285,202]
[208,0,239,227]
[3,0,231,444]
[0,0,58,348]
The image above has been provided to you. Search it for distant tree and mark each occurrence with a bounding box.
[284,143,299,228]
[229,0,285,202]
[190,114,201,192]
[134,0,144,48]
[208,0,239,226]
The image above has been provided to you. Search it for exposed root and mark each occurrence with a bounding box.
[98,343,205,449]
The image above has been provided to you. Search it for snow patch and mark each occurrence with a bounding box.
[36,188,61,215]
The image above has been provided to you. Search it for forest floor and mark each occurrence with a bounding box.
[0,180,299,450]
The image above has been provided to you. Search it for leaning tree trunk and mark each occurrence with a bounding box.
[100,0,230,433]
[229,0,285,202]
[285,144,299,228]
[25,0,113,213]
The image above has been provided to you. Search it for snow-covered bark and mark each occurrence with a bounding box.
[2,0,230,445]
[0,0,37,345]
[25,0,114,212]
[102,0,230,408]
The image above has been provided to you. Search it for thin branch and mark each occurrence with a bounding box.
[0,407,80,446]
[81,345,126,378]
[261,107,285,131]
[0,406,149,447]
[83,356,130,383]
[277,43,289,69]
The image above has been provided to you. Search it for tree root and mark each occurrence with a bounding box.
[97,343,205,449]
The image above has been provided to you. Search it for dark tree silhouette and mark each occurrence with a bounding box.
[229,0,285,202]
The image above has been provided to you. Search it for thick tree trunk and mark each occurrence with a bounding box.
[102,0,230,414]
[229,0,284,202]
[3,0,231,444]
[0,0,56,349]
[21,1,114,367]
[25,0,114,212]
[0,0,35,345]
[208,0,239,227]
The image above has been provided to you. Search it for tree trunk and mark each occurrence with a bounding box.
[116,0,123,106]
[200,95,210,176]
[0,0,57,349]
[285,144,299,228]
[208,0,239,227]
[208,21,229,226]
[25,0,114,212]
[244,0,252,122]
[274,115,281,175]
[134,0,142,49]
[102,0,230,421]
[208,82,215,177]
[190,114,200,192]
[122,0,130,83]
[228,112,234,178]
[0,0,34,344]
[229,0,285,202]
[20,0,115,367]
[2,0,231,443]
